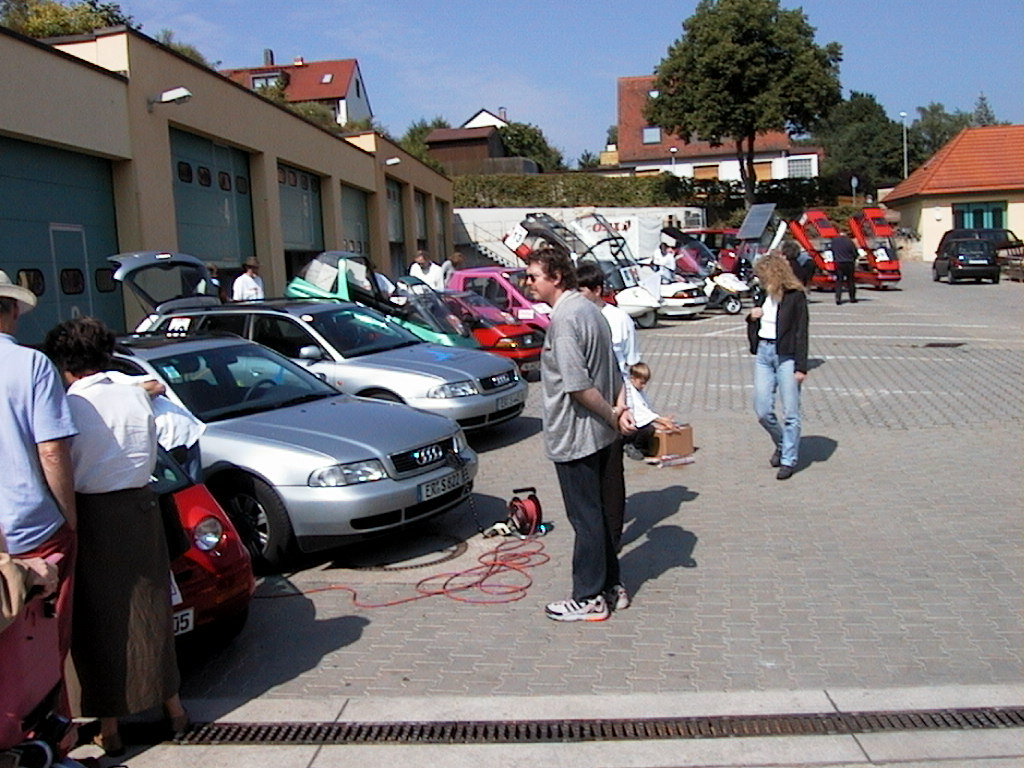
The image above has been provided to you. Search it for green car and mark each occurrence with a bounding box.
[286,251,479,348]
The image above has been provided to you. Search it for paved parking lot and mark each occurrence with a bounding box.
[177,262,1023,706]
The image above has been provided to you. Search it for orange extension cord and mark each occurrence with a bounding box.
[256,536,550,609]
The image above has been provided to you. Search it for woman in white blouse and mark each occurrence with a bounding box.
[43,318,186,756]
[745,253,810,480]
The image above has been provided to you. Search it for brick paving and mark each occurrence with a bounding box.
[178,263,1024,702]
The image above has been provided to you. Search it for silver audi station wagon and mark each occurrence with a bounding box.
[111,252,527,431]
[113,334,478,570]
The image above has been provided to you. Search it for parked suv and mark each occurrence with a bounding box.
[936,228,1023,268]
[150,301,527,431]
[932,238,1001,284]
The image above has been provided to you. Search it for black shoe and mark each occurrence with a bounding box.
[776,465,794,480]
[850,298,858,303]
[769,449,781,468]
[835,299,842,305]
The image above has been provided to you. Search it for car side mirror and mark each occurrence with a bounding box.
[298,345,324,361]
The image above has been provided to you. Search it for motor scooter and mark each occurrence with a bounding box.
[663,227,749,314]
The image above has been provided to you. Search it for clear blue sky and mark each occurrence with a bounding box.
[125,0,1024,166]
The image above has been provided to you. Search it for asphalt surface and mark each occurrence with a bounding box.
[73,262,1024,766]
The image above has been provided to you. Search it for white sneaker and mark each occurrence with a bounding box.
[545,595,609,622]
[607,583,631,611]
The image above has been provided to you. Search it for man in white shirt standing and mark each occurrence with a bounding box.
[575,262,640,376]
[231,257,265,301]
[409,250,446,291]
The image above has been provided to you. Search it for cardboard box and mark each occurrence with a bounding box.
[653,423,693,457]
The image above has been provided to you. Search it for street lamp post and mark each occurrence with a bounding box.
[900,111,908,179]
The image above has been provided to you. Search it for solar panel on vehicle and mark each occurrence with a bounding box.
[737,203,777,241]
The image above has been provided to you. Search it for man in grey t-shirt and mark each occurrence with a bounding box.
[525,248,633,622]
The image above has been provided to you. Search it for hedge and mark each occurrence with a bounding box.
[453,172,851,227]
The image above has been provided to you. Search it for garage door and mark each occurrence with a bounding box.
[0,135,122,344]
[170,128,254,268]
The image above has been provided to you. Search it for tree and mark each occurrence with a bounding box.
[498,122,565,172]
[399,117,450,163]
[1,0,133,37]
[971,93,1001,127]
[811,92,903,192]
[646,0,842,206]
[911,102,971,157]
[576,150,600,169]
[155,29,215,68]
[606,125,618,147]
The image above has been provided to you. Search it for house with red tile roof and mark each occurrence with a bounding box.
[222,52,372,127]
[882,125,1024,260]
[614,76,822,181]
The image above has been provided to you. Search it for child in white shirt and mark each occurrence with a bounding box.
[623,362,675,459]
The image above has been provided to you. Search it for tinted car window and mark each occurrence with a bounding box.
[150,448,191,495]
[252,315,319,358]
[200,314,247,337]
[307,306,420,358]
[151,343,338,421]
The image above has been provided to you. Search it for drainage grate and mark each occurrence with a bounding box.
[177,707,1024,745]
[923,342,965,348]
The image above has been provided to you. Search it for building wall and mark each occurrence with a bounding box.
[616,76,822,180]
[891,192,1024,261]
[339,64,372,125]
[0,30,129,158]
[5,27,455,331]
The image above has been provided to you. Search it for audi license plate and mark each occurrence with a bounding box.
[173,608,195,636]
[418,468,469,502]
[497,390,526,410]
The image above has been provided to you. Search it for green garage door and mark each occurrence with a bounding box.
[0,135,122,345]
[170,128,254,270]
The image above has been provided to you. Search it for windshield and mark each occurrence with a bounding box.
[150,343,339,422]
[308,306,421,357]
[394,280,470,337]
[953,241,991,255]
[444,292,516,327]
[674,234,717,277]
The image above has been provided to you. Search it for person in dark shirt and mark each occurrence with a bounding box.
[781,239,815,286]
[830,229,858,305]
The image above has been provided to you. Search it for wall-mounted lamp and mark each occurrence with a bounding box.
[148,86,193,112]
[382,157,401,167]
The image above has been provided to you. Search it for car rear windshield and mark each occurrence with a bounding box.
[952,241,992,254]
[150,343,339,421]
[308,306,421,357]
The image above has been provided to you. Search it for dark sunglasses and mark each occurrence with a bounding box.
[524,273,541,283]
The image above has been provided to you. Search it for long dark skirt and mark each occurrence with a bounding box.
[68,487,180,717]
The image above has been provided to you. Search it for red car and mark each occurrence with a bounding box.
[788,209,841,289]
[440,290,543,377]
[848,207,902,287]
[151,449,255,642]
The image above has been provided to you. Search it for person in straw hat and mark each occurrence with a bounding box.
[0,270,78,721]
[231,256,265,301]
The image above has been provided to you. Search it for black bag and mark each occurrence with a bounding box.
[159,494,190,561]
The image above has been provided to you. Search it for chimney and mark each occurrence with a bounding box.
[263,48,274,66]
[293,56,305,66]
[498,106,507,121]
